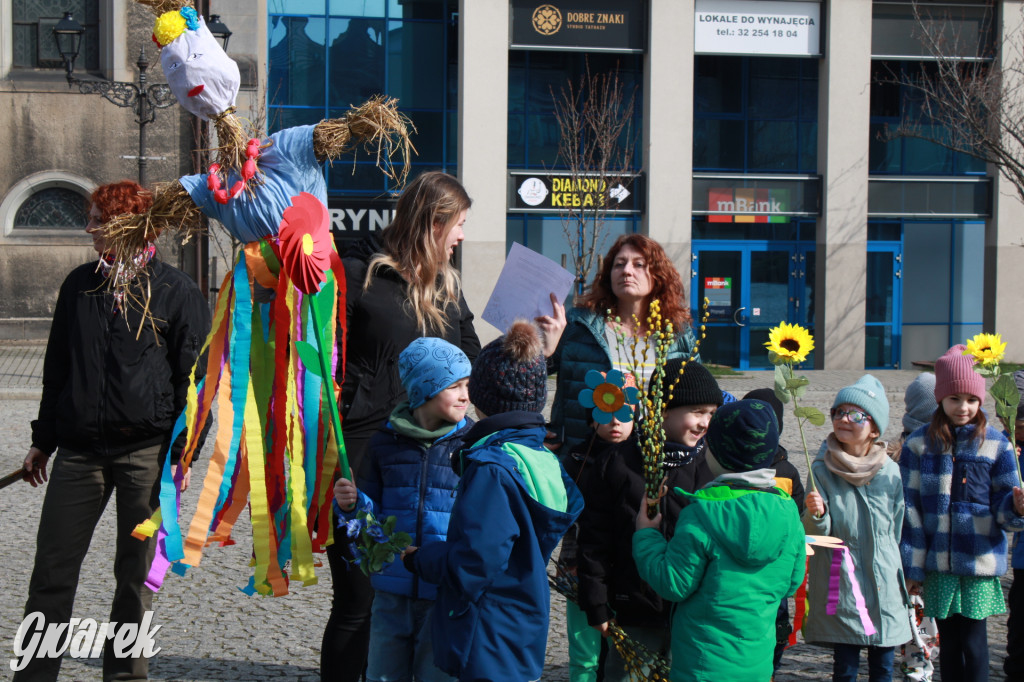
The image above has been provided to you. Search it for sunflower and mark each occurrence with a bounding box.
[963,333,1006,367]
[578,369,639,425]
[765,322,815,364]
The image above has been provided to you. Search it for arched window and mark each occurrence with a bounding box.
[13,187,89,230]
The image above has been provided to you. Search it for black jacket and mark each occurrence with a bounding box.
[772,444,806,512]
[577,433,714,628]
[338,234,480,474]
[30,259,210,461]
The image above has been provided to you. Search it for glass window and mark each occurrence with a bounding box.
[507,51,643,171]
[869,61,987,175]
[14,187,89,230]
[694,56,818,173]
[269,0,459,195]
[14,0,99,70]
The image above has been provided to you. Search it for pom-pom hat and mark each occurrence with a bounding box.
[469,320,547,417]
[934,344,986,403]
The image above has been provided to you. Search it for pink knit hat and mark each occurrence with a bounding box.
[933,344,986,403]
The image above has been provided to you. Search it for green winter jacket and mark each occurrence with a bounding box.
[632,472,806,682]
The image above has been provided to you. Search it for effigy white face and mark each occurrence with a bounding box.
[161,17,240,121]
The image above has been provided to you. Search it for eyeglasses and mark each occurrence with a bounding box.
[830,408,872,425]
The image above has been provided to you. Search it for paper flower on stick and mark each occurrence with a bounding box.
[964,332,1006,367]
[579,370,639,424]
[765,322,815,364]
[278,192,332,295]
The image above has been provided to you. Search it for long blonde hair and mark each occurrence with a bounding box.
[365,171,472,334]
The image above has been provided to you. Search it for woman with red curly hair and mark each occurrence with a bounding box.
[547,234,702,682]
[18,180,210,680]
[549,233,700,451]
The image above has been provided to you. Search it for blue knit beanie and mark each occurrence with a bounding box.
[706,399,780,472]
[398,337,472,409]
[833,374,889,436]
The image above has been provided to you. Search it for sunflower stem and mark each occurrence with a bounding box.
[789,386,818,495]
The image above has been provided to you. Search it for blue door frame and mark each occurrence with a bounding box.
[865,243,903,369]
[691,240,815,370]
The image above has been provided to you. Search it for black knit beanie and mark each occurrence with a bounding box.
[661,360,722,410]
[469,320,547,417]
[706,399,780,472]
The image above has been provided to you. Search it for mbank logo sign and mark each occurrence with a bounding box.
[10,611,162,672]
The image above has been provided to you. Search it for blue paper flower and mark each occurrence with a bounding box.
[366,524,388,543]
[345,517,363,539]
[180,6,200,31]
[578,369,639,424]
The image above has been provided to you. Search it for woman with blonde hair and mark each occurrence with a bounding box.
[322,170,481,681]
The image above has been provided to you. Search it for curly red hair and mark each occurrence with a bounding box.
[90,180,153,223]
[578,233,693,330]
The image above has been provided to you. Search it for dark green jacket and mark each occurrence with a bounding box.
[549,307,699,451]
[632,472,805,681]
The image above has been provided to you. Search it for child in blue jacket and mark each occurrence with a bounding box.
[404,320,584,682]
[334,337,473,682]
[1004,369,1024,680]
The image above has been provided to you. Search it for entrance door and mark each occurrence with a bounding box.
[692,242,815,369]
[865,244,902,368]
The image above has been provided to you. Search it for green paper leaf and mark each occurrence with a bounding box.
[295,340,325,377]
[992,374,1021,408]
[794,406,826,426]
[774,365,790,404]
[392,531,412,548]
[786,376,809,390]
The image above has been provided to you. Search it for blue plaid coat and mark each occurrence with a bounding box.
[899,424,1024,583]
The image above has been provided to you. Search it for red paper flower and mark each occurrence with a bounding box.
[278,192,332,294]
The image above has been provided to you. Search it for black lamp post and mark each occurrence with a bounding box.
[53,12,231,188]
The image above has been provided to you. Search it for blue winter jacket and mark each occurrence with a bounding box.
[900,424,1024,582]
[337,410,472,599]
[409,412,584,682]
[550,307,700,451]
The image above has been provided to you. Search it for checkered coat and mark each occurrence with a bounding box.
[899,423,1024,583]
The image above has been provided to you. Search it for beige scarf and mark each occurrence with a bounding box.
[823,433,888,486]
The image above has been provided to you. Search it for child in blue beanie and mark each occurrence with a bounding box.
[804,374,911,681]
[333,336,473,682]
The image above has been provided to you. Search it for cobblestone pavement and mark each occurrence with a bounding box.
[1,355,1015,679]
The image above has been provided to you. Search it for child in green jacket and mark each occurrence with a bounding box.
[632,399,806,682]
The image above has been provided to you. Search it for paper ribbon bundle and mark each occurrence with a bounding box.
[133,196,347,596]
[790,535,877,646]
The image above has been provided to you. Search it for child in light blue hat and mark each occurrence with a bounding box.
[333,337,473,682]
[803,374,911,680]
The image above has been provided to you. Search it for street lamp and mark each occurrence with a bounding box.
[52,12,231,188]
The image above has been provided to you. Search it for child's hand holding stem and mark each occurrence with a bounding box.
[334,477,358,512]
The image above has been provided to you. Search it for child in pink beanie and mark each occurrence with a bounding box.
[900,344,1024,682]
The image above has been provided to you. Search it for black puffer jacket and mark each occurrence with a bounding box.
[30,259,210,461]
[577,433,714,628]
[338,234,480,475]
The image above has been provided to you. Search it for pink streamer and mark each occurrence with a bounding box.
[823,546,877,636]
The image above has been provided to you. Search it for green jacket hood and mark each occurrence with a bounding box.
[681,478,795,568]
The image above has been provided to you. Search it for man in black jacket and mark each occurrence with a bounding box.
[16,181,210,681]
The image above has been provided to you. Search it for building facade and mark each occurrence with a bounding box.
[4,0,1021,370]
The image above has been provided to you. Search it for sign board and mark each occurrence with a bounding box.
[705,276,733,316]
[707,188,791,223]
[694,0,821,56]
[510,0,647,52]
[327,197,397,247]
[509,171,642,213]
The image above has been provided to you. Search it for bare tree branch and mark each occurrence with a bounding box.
[550,59,638,295]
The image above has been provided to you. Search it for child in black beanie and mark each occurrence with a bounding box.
[577,359,723,681]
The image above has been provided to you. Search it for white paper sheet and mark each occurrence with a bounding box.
[481,242,575,333]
